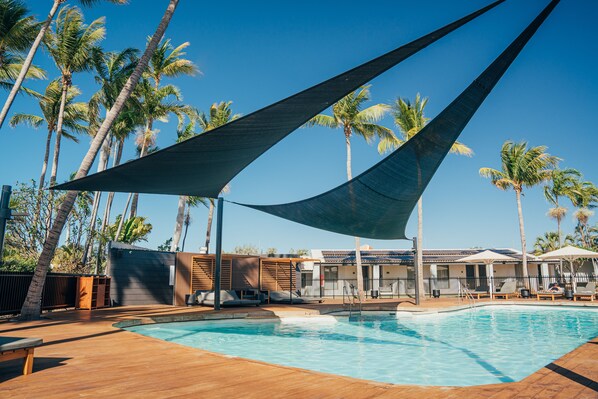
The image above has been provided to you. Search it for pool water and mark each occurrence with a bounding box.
[126,305,598,386]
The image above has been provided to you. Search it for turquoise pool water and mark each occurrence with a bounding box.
[126,305,598,386]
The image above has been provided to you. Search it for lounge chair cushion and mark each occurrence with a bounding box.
[268,291,321,304]
[201,290,260,306]
[0,337,43,352]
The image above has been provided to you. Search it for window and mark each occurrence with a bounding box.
[437,265,450,289]
[323,266,338,291]
[301,272,313,289]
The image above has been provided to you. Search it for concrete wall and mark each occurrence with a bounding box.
[108,247,175,306]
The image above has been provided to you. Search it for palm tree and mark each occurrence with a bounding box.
[305,85,395,299]
[543,168,581,247]
[572,181,598,248]
[20,0,181,320]
[0,0,126,130]
[533,232,574,255]
[129,38,199,218]
[128,80,197,218]
[44,6,105,187]
[108,215,152,244]
[378,94,472,302]
[480,141,559,285]
[9,80,88,192]
[82,47,139,267]
[0,0,45,93]
[197,101,240,253]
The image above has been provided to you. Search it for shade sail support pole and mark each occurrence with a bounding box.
[214,197,223,311]
[412,237,420,306]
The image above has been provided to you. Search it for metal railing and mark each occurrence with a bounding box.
[458,281,476,309]
[342,283,361,317]
[0,272,83,315]
[300,275,598,298]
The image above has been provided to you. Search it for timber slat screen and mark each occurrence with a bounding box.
[0,272,78,315]
[260,260,296,292]
[191,256,232,292]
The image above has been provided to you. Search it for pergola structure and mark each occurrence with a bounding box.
[55,0,560,309]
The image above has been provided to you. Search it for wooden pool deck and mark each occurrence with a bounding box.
[1,298,597,398]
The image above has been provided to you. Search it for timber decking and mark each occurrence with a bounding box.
[1,299,597,398]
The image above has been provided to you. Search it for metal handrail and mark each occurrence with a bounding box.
[458,281,476,309]
[343,283,362,317]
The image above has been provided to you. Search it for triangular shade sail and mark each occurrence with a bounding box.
[456,250,517,264]
[538,245,598,261]
[53,0,505,198]
[238,0,560,239]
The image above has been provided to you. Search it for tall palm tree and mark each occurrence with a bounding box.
[20,0,181,320]
[82,47,139,267]
[0,0,126,130]
[44,6,104,187]
[378,94,472,302]
[197,101,240,253]
[305,85,395,299]
[572,181,598,248]
[480,141,559,285]
[0,0,45,93]
[128,38,199,218]
[543,168,581,247]
[9,80,88,192]
[128,79,196,218]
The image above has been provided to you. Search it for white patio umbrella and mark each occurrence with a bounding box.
[456,250,517,300]
[538,245,598,291]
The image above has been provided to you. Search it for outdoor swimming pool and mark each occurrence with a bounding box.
[126,305,598,386]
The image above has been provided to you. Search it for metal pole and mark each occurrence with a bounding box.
[412,237,420,306]
[213,197,223,311]
[0,185,12,265]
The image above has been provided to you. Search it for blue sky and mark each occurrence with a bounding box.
[1,0,597,253]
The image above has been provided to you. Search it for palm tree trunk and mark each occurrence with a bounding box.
[129,122,152,218]
[170,195,186,251]
[204,199,214,252]
[33,127,54,230]
[19,0,181,321]
[39,127,53,191]
[115,193,132,241]
[515,189,529,287]
[94,139,123,273]
[49,82,69,187]
[416,196,425,302]
[0,0,62,130]
[181,207,190,251]
[345,130,364,300]
[81,137,111,268]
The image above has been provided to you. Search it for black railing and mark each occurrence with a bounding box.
[300,275,597,298]
[0,272,81,315]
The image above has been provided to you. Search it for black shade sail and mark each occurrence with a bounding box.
[54,0,505,198]
[237,0,559,240]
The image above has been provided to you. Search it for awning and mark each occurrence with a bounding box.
[53,0,505,198]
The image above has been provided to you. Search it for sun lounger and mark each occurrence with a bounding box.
[199,290,261,307]
[493,280,517,299]
[573,282,596,302]
[267,291,323,304]
[0,336,43,375]
[536,283,565,301]
[472,286,490,299]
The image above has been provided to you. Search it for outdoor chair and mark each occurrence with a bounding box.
[493,280,517,299]
[378,286,394,298]
[472,286,490,299]
[573,282,596,302]
[200,290,261,307]
[536,283,565,301]
[0,336,43,375]
[268,291,323,304]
